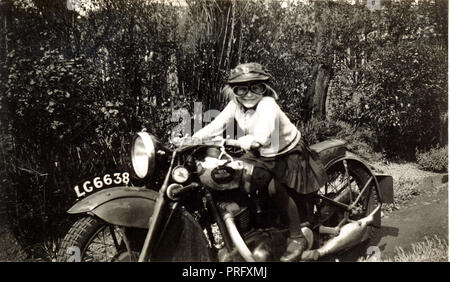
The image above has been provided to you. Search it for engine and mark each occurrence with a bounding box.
[216,201,286,262]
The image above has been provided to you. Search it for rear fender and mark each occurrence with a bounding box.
[68,186,158,228]
[326,152,394,204]
[326,152,394,227]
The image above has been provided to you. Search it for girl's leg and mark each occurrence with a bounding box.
[269,180,303,237]
[269,180,308,262]
[287,190,316,227]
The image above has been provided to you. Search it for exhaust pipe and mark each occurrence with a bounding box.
[223,203,381,262]
[224,211,316,262]
[223,213,256,262]
[302,204,381,260]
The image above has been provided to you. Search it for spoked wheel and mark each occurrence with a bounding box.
[56,216,142,262]
[318,159,379,241]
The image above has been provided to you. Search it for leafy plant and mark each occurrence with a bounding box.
[416,145,448,173]
[299,118,384,162]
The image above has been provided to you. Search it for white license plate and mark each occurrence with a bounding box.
[74,172,130,198]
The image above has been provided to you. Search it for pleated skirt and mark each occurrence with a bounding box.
[242,139,328,194]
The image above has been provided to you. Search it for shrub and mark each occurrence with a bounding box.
[299,118,384,162]
[0,0,177,259]
[416,145,448,173]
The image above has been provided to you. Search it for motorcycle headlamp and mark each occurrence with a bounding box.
[172,166,190,183]
[131,132,156,179]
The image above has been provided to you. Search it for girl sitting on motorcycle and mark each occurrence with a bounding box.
[192,62,327,262]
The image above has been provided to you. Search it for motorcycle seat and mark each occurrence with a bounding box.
[309,139,347,166]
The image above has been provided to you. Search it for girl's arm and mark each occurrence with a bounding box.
[193,101,236,141]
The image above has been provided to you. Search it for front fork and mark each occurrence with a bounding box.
[138,151,178,262]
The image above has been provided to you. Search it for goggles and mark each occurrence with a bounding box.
[232,82,267,97]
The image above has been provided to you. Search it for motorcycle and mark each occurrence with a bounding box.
[56,132,394,262]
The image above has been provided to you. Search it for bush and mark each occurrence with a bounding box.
[326,0,447,160]
[0,0,177,259]
[416,145,448,173]
[299,118,384,162]
[328,43,447,160]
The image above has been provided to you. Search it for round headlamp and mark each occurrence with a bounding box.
[172,166,190,183]
[131,132,156,179]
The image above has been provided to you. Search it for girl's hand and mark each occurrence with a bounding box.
[172,136,201,147]
[238,135,260,151]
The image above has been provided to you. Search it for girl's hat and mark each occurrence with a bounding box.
[227,62,271,84]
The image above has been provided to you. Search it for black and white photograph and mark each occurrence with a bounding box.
[0,0,447,267]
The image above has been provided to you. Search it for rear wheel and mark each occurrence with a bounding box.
[318,160,379,245]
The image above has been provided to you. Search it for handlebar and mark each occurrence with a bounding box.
[224,139,261,150]
[172,136,261,150]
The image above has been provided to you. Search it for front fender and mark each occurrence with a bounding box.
[69,186,214,261]
[68,186,158,228]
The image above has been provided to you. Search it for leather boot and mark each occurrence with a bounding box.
[280,235,308,262]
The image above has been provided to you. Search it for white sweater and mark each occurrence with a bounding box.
[193,97,301,157]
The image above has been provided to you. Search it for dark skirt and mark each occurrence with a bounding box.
[242,139,328,194]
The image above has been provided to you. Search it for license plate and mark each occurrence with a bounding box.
[74,172,130,198]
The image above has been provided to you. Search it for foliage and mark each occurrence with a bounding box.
[327,0,447,159]
[0,0,179,258]
[330,42,446,159]
[299,118,383,162]
[416,145,448,173]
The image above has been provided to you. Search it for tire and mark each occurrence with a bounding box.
[56,216,142,262]
[57,209,214,262]
[319,159,379,242]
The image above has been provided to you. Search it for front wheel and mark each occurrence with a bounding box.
[56,216,142,262]
[57,208,215,262]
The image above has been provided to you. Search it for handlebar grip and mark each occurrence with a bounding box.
[225,139,261,150]
[225,139,241,147]
[250,141,261,149]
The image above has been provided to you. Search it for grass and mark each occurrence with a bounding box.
[416,145,448,173]
[359,236,448,262]
[391,236,448,262]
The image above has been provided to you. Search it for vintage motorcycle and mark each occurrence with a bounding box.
[56,132,393,262]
